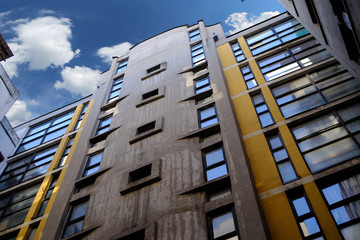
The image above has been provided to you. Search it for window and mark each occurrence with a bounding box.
[251,93,274,128]
[291,102,360,173]
[115,59,128,75]
[199,106,218,129]
[230,42,245,62]
[137,121,155,135]
[0,145,58,191]
[246,18,309,56]
[95,116,112,136]
[58,138,74,168]
[191,42,206,66]
[108,77,123,103]
[0,184,41,231]
[208,208,239,240]
[272,63,360,118]
[287,188,324,239]
[258,38,332,82]
[203,146,228,181]
[194,76,211,94]
[142,89,158,100]
[83,152,103,177]
[129,164,152,182]
[16,110,75,154]
[26,225,38,240]
[240,65,257,89]
[146,64,160,74]
[63,200,89,238]
[189,28,201,42]
[36,176,58,217]
[74,103,88,130]
[318,171,360,240]
[267,132,298,183]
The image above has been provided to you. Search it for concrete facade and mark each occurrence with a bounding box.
[0,12,360,240]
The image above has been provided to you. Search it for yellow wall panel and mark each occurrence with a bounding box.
[216,43,237,69]
[238,37,252,60]
[232,94,261,135]
[278,125,311,178]
[261,193,302,240]
[248,59,267,85]
[261,87,284,123]
[304,182,342,240]
[244,134,282,192]
[224,67,247,96]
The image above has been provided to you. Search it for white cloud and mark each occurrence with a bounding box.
[6,99,38,126]
[2,15,80,77]
[97,42,133,64]
[225,11,280,35]
[38,9,56,15]
[54,66,101,96]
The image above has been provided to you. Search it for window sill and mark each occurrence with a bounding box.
[74,167,111,190]
[180,88,213,102]
[90,127,119,144]
[179,61,208,74]
[62,224,101,240]
[120,158,162,195]
[101,95,128,111]
[178,123,220,140]
[136,86,165,108]
[129,117,163,144]
[141,62,167,80]
[179,174,230,195]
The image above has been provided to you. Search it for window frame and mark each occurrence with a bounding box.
[115,59,128,75]
[189,28,201,42]
[198,105,219,129]
[202,144,228,182]
[95,115,112,136]
[251,92,275,128]
[230,41,245,63]
[107,76,124,103]
[82,152,103,177]
[206,206,240,240]
[62,199,89,238]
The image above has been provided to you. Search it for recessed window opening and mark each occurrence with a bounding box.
[129,164,152,182]
[118,229,145,240]
[147,64,161,74]
[137,121,156,135]
[142,89,159,100]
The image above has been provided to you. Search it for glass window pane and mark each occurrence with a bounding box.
[293,197,310,216]
[63,221,84,238]
[192,53,205,64]
[331,200,360,224]
[341,222,360,240]
[22,130,46,143]
[256,104,268,114]
[304,138,360,172]
[269,136,282,150]
[34,145,58,160]
[189,29,200,37]
[70,202,88,221]
[338,104,360,122]
[252,94,264,105]
[298,127,348,152]
[52,111,74,125]
[278,162,297,182]
[87,153,103,167]
[195,77,209,88]
[322,174,360,205]
[17,138,43,153]
[322,79,360,102]
[109,90,121,100]
[246,80,257,89]
[264,63,301,82]
[292,114,338,140]
[0,208,29,230]
[347,120,360,134]
[27,121,51,136]
[96,126,110,135]
[205,148,224,166]
[258,50,291,68]
[192,48,204,57]
[98,117,112,129]
[281,28,309,43]
[195,85,211,94]
[116,66,127,74]
[272,77,311,97]
[83,166,100,177]
[200,107,216,120]
[273,149,288,162]
[43,127,67,143]
[252,40,282,55]
[247,29,274,45]
[259,112,274,127]
[200,117,218,128]
[299,217,320,236]
[22,163,50,182]
[206,164,228,181]
[299,50,332,68]
[47,119,71,133]
[212,211,236,238]
[274,18,299,32]
[191,43,203,51]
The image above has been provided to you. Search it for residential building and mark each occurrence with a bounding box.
[278,0,360,80]
[0,12,359,240]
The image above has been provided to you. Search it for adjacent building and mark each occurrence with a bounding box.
[0,12,359,240]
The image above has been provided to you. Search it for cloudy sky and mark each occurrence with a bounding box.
[1,0,284,126]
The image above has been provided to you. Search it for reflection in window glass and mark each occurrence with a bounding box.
[203,146,228,181]
[292,103,360,172]
[199,106,218,128]
[251,93,274,128]
[63,201,88,238]
[83,152,103,177]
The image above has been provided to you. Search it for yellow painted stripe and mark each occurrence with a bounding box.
[261,86,284,123]
[238,36,252,60]
[32,99,93,239]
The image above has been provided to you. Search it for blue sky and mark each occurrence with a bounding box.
[0,0,285,126]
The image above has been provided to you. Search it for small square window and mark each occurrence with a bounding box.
[116,59,128,75]
[194,76,211,94]
[96,116,112,136]
[142,89,159,100]
[137,121,156,135]
[146,64,161,74]
[199,105,219,128]
[129,164,152,182]
[189,29,201,42]
[207,207,239,240]
[203,145,228,181]
[62,200,89,238]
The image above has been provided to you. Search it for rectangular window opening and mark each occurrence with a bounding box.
[137,121,156,135]
[129,164,152,182]
[142,89,159,100]
[146,64,160,74]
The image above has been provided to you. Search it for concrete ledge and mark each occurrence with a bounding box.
[129,117,163,144]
